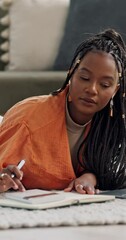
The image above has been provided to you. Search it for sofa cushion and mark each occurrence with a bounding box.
[54,0,126,70]
[0,0,70,71]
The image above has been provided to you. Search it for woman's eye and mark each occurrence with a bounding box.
[101,83,110,88]
[80,76,89,81]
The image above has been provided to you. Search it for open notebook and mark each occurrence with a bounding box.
[0,189,115,210]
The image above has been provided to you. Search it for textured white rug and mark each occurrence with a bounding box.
[0,199,126,229]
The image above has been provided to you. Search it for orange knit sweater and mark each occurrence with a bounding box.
[0,88,90,190]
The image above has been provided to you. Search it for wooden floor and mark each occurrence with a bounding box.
[0,226,125,240]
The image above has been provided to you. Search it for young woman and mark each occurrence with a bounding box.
[0,29,125,194]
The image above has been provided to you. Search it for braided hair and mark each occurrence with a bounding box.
[53,29,126,190]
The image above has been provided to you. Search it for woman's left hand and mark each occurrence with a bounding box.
[64,173,99,194]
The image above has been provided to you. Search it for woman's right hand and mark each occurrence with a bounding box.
[0,165,25,193]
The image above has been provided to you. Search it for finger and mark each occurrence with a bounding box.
[75,184,87,194]
[95,188,100,194]
[7,166,23,180]
[0,173,7,188]
[83,185,95,194]
[1,169,25,192]
[0,173,7,180]
[14,178,25,192]
[4,174,19,190]
[11,170,23,181]
[0,173,18,192]
[64,181,74,192]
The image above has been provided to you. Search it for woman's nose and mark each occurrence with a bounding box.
[84,82,98,95]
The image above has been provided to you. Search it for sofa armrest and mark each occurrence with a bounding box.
[0,71,67,114]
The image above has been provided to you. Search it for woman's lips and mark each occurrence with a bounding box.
[79,97,97,105]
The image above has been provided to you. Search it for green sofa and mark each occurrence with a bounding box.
[0,71,66,115]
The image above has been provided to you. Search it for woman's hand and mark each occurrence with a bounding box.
[0,165,25,193]
[64,173,99,194]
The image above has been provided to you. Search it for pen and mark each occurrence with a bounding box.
[4,195,32,204]
[11,159,25,178]
[4,192,58,204]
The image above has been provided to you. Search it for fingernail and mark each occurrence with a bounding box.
[22,188,26,192]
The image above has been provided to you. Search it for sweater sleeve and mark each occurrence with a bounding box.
[0,120,32,170]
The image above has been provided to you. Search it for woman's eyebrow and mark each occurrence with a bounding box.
[78,67,90,73]
[78,67,115,81]
[101,76,115,82]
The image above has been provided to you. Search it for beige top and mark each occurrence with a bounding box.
[66,101,90,172]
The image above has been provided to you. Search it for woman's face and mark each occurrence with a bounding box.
[68,51,119,124]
